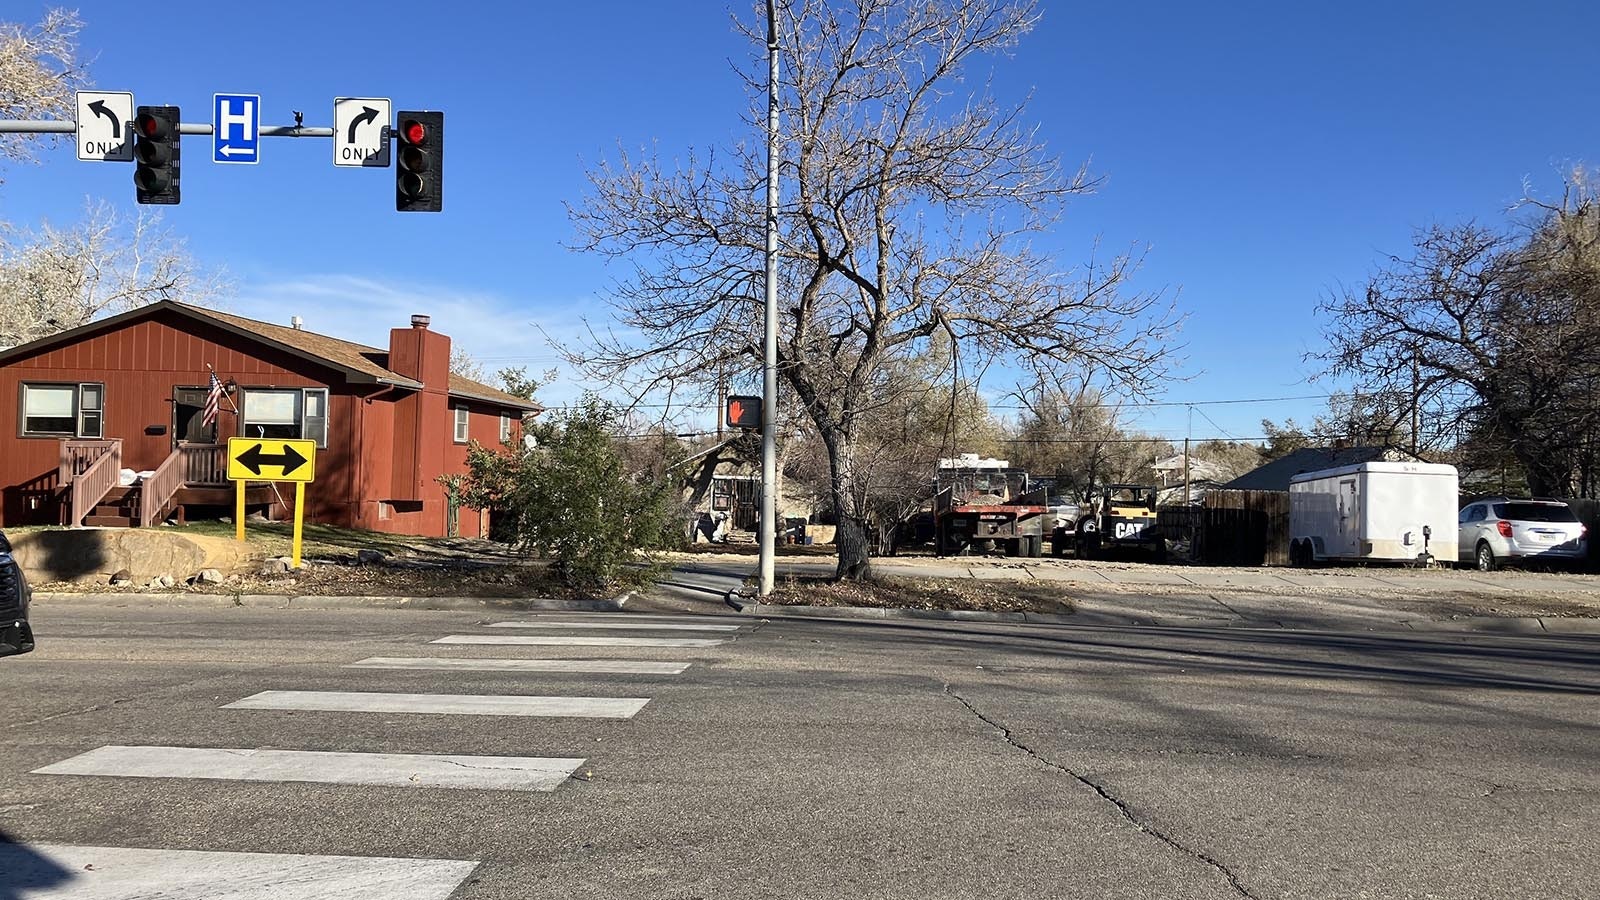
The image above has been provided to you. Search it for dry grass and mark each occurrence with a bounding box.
[763,574,1073,614]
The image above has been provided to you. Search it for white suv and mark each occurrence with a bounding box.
[1457,498,1588,571]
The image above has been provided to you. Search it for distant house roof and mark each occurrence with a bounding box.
[1152,454,1231,483]
[1222,446,1421,492]
[0,300,541,412]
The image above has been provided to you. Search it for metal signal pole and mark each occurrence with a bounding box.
[759,0,780,597]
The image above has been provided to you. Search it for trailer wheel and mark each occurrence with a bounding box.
[1475,541,1497,572]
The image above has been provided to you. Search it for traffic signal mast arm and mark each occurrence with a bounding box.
[0,120,336,137]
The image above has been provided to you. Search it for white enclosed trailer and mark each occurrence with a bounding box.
[1289,461,1459,566]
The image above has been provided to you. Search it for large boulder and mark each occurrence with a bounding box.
[8,529,254,585]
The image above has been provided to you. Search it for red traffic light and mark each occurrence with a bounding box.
[136,112,170,140]
[395,110,442,213]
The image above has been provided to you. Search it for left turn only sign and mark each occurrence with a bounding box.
[76,91,133,161]
[227,438,317,483]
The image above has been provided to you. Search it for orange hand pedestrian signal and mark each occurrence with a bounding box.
[726,395,762,431]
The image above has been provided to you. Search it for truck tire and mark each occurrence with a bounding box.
[1003,539,1019,558]
[1475,541,1497,572]
[1051,531,1066,558]
[1026,535,1043,558]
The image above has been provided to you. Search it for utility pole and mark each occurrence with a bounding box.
[1410,350,1421,457]
[1183,437,1191,506]
[759,0,780,597]
[716,369,727,443]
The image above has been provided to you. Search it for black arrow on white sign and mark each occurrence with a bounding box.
[347,106,380,144]
[238,443,308,477]
[87,100,121,139]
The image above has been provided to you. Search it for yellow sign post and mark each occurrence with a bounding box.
[226,437,318,568]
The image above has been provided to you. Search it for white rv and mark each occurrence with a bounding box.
[1288,461,1459,566]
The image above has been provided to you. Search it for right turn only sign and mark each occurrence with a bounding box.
[333,97,392,168]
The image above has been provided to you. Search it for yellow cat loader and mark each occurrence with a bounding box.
[1053,484,1162,560]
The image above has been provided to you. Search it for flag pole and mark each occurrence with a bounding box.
[209,364,288,516]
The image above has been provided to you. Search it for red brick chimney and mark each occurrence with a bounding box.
[388,314,451,501]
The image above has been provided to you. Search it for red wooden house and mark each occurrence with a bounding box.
[0,300,538,538]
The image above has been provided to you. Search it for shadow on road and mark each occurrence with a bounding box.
[807,618,1600,695]
[0,830,74,898]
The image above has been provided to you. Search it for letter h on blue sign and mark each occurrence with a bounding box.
[213,93,260,165]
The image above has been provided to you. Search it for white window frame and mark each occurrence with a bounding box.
[454,405,470,443]
[499,412,511,442]
[239,387,330,448]
[20,382,104,438]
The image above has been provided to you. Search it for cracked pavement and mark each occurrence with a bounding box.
[3,602,1598,898]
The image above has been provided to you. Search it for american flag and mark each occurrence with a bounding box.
[201,371,225,428]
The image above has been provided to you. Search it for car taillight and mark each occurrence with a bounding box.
[1497,521,1514,538]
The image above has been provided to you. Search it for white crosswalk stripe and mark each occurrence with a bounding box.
[19,612,733,893]
[347,656,691,674]
[484,620,741,631]
[34,745,587,792]
[0,844,477,899]
[433,634,726,648]
[224,689,649,718]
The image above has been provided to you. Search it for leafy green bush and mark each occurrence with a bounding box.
[463,394,680,594]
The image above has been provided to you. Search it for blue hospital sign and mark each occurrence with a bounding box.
[213,93,261,165]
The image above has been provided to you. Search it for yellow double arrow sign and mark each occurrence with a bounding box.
[226,438,317,484]
[225,437,317,569]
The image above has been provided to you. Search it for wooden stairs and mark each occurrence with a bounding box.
[83,486,142,528]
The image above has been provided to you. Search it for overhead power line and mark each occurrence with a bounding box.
[533,392,1338,414]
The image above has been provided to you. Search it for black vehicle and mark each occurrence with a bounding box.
[0,529,34,657]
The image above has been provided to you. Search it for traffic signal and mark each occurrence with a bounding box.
[726,395,762,431]
[395,110,443,212]
[133,105,180,205]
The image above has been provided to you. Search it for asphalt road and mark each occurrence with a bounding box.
[2,602,1598,898]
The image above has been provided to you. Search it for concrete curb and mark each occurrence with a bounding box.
[723,592,1076,625]
[32,591,632,613]
[1538,617,1600,635]
[721,591,1600,635]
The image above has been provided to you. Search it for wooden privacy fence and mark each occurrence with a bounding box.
[1158,489,1291,567]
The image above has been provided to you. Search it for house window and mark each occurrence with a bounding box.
[240,387,330,448]
[79,384,103,438]
[303,389,328,447]
[20,383,104,438]
[499,413,511,442]
[454,405,470,443]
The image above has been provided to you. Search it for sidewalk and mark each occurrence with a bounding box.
[669,551,1600,633]
[677,551,1600,600]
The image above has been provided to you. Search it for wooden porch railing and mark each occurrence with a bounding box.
[178,443,228,486]
[139,450,186,527]
[59,439,120,483]
[61,439,122,527]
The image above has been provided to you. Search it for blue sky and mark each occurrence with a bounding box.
[4,0,1598,444]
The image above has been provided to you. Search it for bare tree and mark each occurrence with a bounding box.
[0,200,228,349]
[1007,380,1169,501]
[0,8,84,177]
[1317,170,1600,496]
[569,0,1179,579]
[449,346,487,382]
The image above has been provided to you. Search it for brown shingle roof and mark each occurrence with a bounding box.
[172,301,540,411]
[173,302,415,387]
[448,373,543,412]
